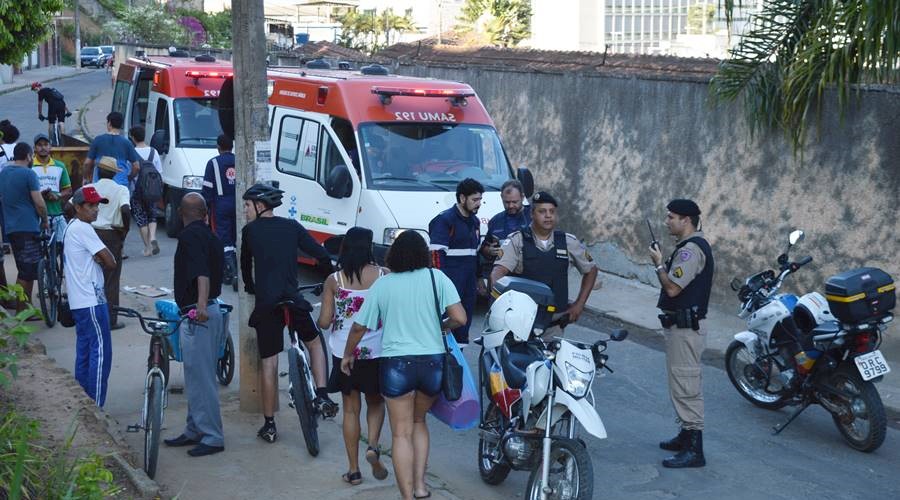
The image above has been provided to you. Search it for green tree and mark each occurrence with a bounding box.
[104,3,189,46]
[336,9,415,54]
[457,0,531,47]
[0,0,66,65]
[710,1,900,149]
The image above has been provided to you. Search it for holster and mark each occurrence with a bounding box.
[658,308,701,331]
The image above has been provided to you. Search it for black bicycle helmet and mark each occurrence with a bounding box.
[243,182,284,208]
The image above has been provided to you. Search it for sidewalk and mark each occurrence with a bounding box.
[0,65,85,96]
[575,268,900,420]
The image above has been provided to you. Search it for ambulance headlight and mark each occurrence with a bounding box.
[563,362,593,398]
[382,228,428,246]
[182,176,204,190]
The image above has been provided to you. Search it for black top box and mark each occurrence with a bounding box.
[825,267,896,324]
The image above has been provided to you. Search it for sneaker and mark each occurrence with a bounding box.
[257,422,277,443]
[314,395,339,418]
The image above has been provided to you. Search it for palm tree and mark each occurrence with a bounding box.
[710,1,900,150]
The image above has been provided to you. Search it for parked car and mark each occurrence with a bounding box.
[99,45,114,66]
[80,47,103,67]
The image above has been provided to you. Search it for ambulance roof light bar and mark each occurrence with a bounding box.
[371,86,474,107]
[185,70,234,80]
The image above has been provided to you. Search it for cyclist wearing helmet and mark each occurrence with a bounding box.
[31,83,72,138]
[240,182,337,443]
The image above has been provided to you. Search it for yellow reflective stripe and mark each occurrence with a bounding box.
[547,305,557,312]
[877,283,896,294]
[826,293,866,303]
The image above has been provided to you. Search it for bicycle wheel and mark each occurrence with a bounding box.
[288,347,319,456]
[37,258,56,327]
[217,335,235,386]
[144,374,163,479]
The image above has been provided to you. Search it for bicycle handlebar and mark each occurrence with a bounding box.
[114,303,233,336]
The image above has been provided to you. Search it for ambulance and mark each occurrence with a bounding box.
[221,64,532,259]
[112,54,232,236]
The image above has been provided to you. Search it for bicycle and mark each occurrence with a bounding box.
[36,227,64,327]
[114,303,233,479]
[278,283,334,457]
[155,299,236,386]
[38,114,69,147]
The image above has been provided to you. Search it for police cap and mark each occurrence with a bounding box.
[666,199,701,217]
[532,191,558,207]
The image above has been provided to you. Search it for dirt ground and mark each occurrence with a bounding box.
[3,342,144,499]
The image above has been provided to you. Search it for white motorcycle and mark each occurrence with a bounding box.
[725,230,895,451]
[475,277,627,500]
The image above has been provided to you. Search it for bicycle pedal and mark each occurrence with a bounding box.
[126,424,142,433]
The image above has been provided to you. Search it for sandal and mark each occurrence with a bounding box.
[342,470,362,486]
[366,445,389,480]
[414,492,432,499]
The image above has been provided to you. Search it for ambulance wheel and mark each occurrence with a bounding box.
[165,194,182,238]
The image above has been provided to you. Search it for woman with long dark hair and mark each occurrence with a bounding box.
[342,231,467,500]
[318,227,388,485]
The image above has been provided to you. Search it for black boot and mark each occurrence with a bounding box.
[659,428,689,451]
[662,430,705,468]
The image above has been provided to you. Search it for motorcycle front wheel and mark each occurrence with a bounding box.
[725,340,790,410]
[828,365,886,452]
[525,438,592,500]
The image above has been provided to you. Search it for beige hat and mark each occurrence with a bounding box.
[98,156,119,174]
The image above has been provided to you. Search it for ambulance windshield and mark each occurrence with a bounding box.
[173,98,224,148]
[359,123,513,191]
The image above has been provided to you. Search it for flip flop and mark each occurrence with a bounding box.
[151,240,160,255]
[342,470,362,486]
[413,492,431,499]
[366,445,389,480]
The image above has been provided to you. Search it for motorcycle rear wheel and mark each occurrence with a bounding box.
[525,438,593,500]
[828,365,886,452]
[478,403,511,485]
[725,340,790,410]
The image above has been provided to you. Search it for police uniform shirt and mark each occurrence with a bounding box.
[666,231,706,289]
[495,230,597,275]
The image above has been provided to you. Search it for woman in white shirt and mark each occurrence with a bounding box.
[128,126,162,256]
[318,227,389,485]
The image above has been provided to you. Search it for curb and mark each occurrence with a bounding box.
[78,89,104,142]
[581,303,900,426]
[0,68,87,96]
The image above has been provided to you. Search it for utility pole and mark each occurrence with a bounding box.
[232,0,270,412]
[74,0,81,68]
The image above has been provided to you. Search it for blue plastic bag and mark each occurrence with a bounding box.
[429,334,480,431]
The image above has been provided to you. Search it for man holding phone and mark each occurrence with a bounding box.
[479,180,531,295]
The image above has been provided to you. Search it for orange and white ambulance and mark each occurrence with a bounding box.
[245,64,532,259]
[113,54,232,236]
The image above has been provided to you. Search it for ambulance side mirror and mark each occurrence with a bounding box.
[325,164,353,198]
[150,129,169,155]
[517,167,534,198]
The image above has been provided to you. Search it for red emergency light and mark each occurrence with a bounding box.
[185,71,234,79]
[371,86,474,106]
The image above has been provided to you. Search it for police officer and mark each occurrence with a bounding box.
[428,178,483,347]
[201,134,237,287]
[649,199,714,469]
[490,192,598,332]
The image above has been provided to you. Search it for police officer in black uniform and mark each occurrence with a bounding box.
[649,199,714,468]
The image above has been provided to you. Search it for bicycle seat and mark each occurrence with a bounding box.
[499,341,544,390]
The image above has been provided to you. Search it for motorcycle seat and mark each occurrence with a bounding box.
[499,342,544,390]
[811,320,841,336]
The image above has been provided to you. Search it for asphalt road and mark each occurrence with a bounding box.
[1,69,110,143]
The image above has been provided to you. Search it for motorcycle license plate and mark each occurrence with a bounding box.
[854,350,891,381]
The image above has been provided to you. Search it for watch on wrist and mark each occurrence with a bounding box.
[656,265,666,272]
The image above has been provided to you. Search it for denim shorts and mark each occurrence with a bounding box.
[380,354,445,398]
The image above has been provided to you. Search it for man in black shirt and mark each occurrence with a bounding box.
[240,182,336,443]
[165,192,226,457]
[32,82,72,137]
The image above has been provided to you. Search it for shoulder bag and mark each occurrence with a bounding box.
[430,269,462,401]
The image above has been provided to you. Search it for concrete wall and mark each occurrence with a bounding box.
[394,64,900,306]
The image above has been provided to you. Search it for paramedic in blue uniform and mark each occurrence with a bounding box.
[201,134,237,286]
[428,178,483,347]
[479,179,531,290]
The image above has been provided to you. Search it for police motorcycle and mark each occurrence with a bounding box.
[725,230,895,452]
[475,276,627,500]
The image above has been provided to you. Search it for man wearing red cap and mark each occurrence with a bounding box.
[64,186,117,407]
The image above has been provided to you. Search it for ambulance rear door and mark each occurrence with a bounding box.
[271,106,361,241]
